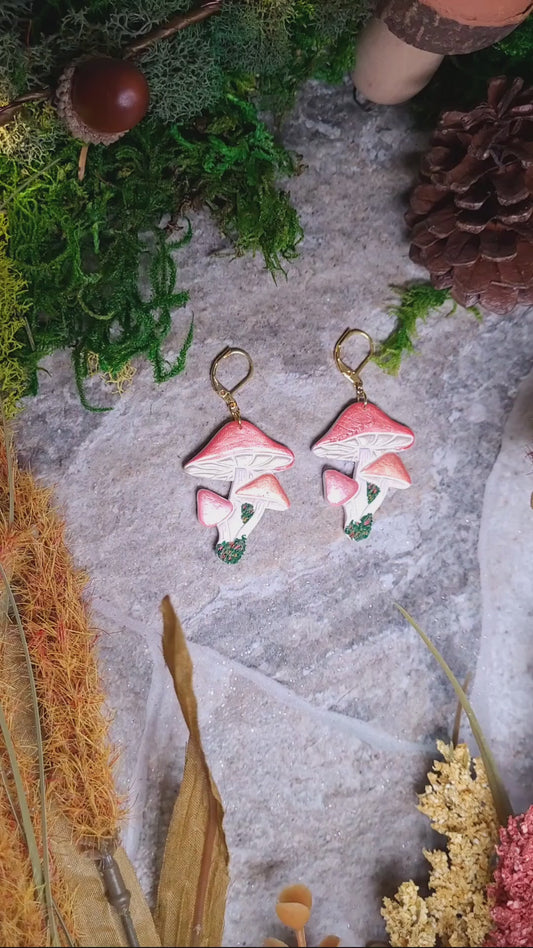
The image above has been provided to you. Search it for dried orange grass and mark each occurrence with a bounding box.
[0,628,48,947]
[0,625,77,946]
[0,438,120,845]
[0,788,47,946]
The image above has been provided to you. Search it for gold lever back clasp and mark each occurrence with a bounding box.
[334,328,375,404]
[210,346,254,425]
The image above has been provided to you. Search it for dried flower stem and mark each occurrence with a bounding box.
[78,143,89,182]
[124,0,222,58]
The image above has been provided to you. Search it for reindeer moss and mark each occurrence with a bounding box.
[1,1,372,409]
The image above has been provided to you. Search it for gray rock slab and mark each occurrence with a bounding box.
[14,80,533,945]
[470,367,533,816]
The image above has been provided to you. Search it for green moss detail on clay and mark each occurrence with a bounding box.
[366,482,380,504]
[216,536,247,564]
[241,503,254,524]
[345,513,373,542]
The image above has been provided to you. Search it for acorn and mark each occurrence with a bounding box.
[56,57,150,146]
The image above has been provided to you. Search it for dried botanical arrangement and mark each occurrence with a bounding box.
[379,607,533,948]
[0,0,369,414]
[0,424,228,945]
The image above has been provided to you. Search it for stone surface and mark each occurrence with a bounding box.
[15,80,533,945]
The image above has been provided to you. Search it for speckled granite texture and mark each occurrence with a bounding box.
[15,80,533,946]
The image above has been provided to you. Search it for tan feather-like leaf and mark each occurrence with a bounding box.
[155,597,229,948]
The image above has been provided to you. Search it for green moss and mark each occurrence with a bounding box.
[366,482,380,504]
[170,91,303,272]
[241,503,254,524]
[345,513,373,541]
[375,284,456,376]
[2,117,193,409]
[0,212,30,418]
[216,536,247,564]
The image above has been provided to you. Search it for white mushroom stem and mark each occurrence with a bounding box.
[342,449,374,525]
[341,479,368,526]
[359,483,389,520]
[216,466,256,545]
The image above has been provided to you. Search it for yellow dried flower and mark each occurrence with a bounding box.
[382,881,437,947]
[382,742,499,948]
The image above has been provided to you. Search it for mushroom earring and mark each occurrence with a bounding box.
[184,346,295,564]
[312,329,415,541]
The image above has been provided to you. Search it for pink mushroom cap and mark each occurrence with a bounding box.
[184,420,295,480]
[197,489,233,527]
[235,473,290,510]
[323,469,360,506]
[312,402,414,460]
[360,452,412,488]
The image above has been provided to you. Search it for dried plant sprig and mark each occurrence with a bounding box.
[485,804,533,947]
[0,612,77,945]
[0,702,45,905]
[382,742,499,948]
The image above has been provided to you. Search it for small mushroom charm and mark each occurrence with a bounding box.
[313,329,415,541]
[185,347,294,565]
[314,401,414,541]
[185,420,294,564]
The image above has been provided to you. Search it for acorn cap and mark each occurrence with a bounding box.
[56,58,149,145]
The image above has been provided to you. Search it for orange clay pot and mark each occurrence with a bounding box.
[353,0,533,105]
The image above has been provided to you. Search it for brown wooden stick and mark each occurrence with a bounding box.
[123,0,222,58]
[78,143,89,182]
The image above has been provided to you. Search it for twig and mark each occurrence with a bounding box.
[78,143,89,182]
[452,673,471,747]
[123,0,222,58]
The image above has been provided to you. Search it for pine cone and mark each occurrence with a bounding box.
[407,76,533,314]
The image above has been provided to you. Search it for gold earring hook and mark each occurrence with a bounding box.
[334,328,375,404]
[210,346,254,425]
